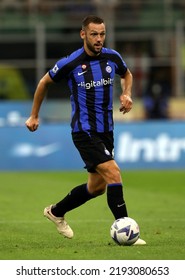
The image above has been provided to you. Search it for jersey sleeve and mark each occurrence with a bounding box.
[48,48,84,83]
[48,56,70,83]
[104,48,128,77]
[114,51,128,77]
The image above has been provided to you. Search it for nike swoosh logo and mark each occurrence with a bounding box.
[78,71,87,76]
[117,203,125,208]
[35,143,60,157]
[11,143,61,157]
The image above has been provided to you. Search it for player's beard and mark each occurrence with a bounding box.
[86,40,103,55]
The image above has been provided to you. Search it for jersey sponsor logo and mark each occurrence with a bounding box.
[52,64,59,74]
[78,78,114,90]
[78,70,87,76]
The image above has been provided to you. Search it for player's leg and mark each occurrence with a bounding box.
[44,172,106,238]
[51,172,105,217]
[44,182,93,238]
[96,160,146,245]
[96,159,128,219]
[87,171,107,195]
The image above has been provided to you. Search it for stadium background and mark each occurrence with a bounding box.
[0,0,185,170]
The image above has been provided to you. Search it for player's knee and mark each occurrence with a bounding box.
[93,187,106,196]
[104,164,121,183]
[97,160,121,182]
[88,182,106,196]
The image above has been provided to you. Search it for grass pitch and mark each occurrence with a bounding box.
[0,170,184,260]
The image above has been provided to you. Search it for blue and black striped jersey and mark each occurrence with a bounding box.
[49,47,128,133]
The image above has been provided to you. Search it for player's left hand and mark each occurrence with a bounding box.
[119,94,133,114]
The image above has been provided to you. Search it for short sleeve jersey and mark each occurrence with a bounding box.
[49,47,127,133]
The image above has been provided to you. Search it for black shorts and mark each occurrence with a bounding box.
[72,131,114,173]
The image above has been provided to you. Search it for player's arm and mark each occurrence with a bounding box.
[119,68,133,114]
[25,72,53,132]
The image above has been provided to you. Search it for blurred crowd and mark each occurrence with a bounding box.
[0,0,185,16]
[0,0,185,120]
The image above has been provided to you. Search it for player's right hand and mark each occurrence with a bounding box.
[25,116,39,132]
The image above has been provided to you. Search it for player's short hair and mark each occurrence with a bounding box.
[82,15,104,30]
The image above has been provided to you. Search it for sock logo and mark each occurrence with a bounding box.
[117,203,125,208]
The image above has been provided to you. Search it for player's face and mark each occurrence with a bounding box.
[81,23,106,56]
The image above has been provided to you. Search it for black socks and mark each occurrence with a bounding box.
[51,182,128,220]
[51,183,94,217]
[107,183,128,219]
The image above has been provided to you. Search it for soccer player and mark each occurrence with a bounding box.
[25,15,146,245]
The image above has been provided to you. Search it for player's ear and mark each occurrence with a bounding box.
[80,29,85,39]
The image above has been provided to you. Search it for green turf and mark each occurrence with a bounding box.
[0,170,184,260]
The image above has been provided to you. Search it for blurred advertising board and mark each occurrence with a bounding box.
[0,121,185,170]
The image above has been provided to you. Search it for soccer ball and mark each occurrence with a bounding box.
[110,217,140,246]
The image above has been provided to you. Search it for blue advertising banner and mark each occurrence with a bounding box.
[0,124,82,170]
[114,121,185,170]
[0,121,185,170]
